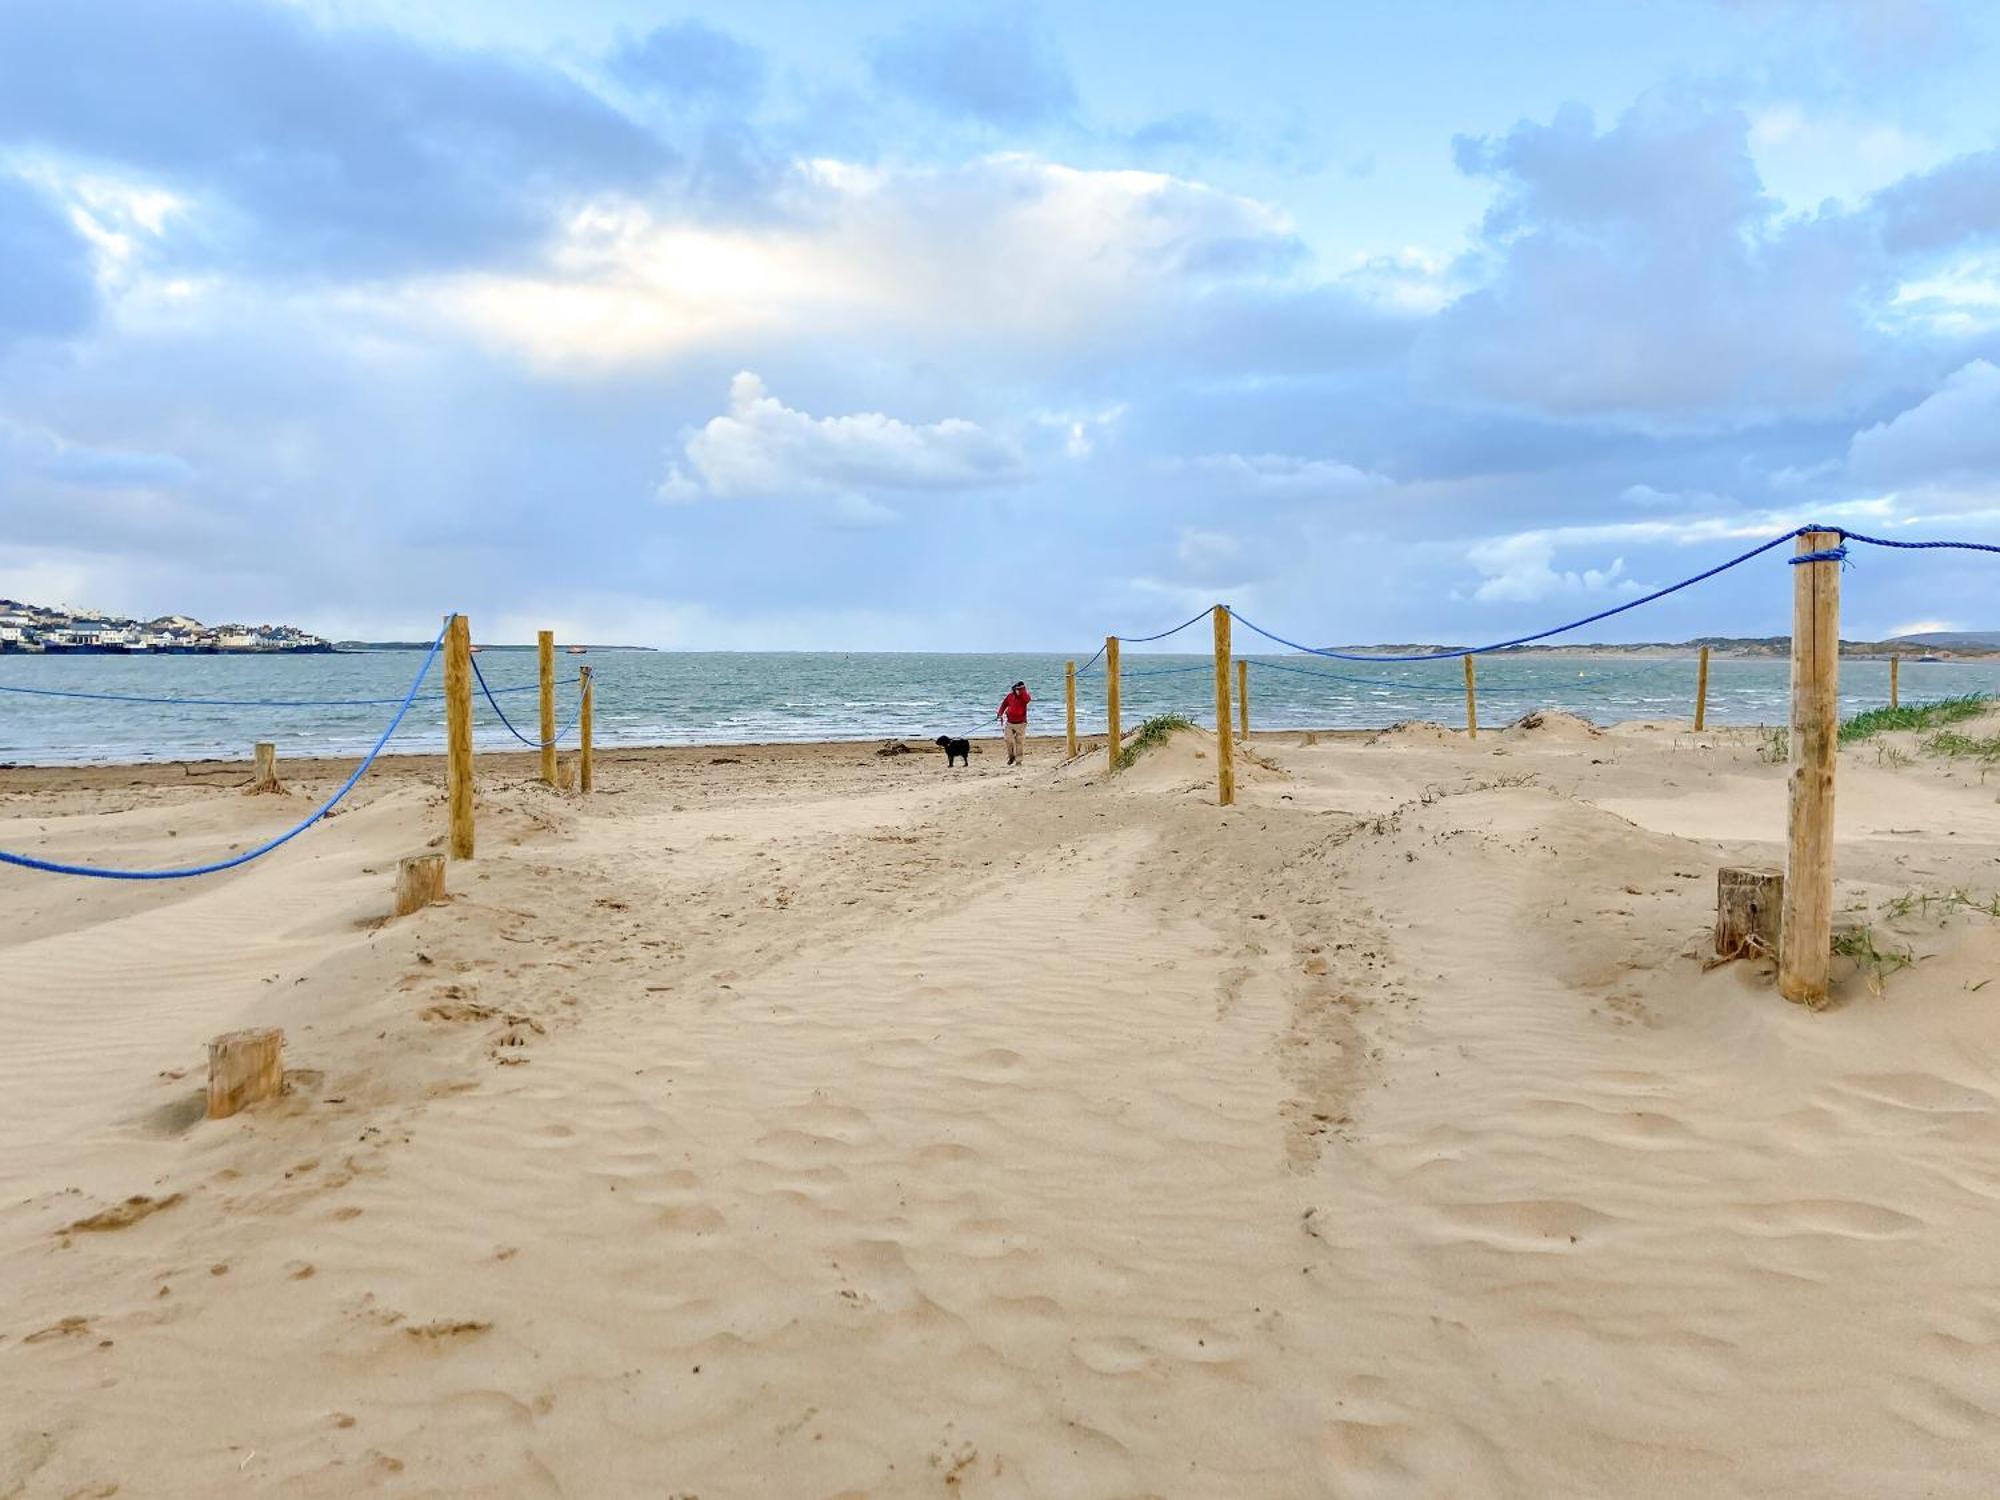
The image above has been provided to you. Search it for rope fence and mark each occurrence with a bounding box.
[0,618,449,880]
[2,520,1995,1015]
[1,617,598,883]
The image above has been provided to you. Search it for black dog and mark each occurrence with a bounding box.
[935,735,970,768]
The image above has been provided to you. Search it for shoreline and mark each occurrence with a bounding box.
[0,730,1414,791]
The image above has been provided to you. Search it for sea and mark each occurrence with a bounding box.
[2,649,1997,766]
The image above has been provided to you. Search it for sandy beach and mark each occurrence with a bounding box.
[4,715,2000,1497]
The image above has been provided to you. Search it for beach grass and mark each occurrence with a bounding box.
[1117,713,1195,770]
[1838,693,1993,745]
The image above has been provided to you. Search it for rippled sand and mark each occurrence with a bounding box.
[3,718,1998,1496]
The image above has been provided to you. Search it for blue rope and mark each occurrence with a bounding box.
[1838,530,2000,555]
[1117,605,1214,644]
[1077,643,1106,674]
[471,655,583,748]
[0,678,543,708]
[1246,656,1682,693]
[1790,547,1848,565]
[1122,661,1216,678]
[1229,528,1809,662]
[0,618,449,880]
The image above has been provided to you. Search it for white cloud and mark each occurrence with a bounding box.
[1034,402,1127,458]
[661,371,1029,505]
[1187,451,1385,497]
[1177,528,1239,567]
[1885,254,2000,336]
[1747,105,1942,213]
[1849,361,2000,486]
[1466,532,1643,604]
[432,155,1299,368]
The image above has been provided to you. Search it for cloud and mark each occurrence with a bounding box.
[438,155,1305,369]
[1885,250,2000,337]
[1848,361,2000,486]
[1420,96,1880,424]
[0,173,98,345]
[1187,452,1386,497]
[1872,148,2000,256]
[0,420,195,489]
[1466,532,1642,604]
[868,14,1076,128]
[663,372,1030,504]
[1034,403,1127,458]
[0,0,668,277]
[608,22,764,106]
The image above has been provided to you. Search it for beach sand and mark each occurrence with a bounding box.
[4,717,2000,1496]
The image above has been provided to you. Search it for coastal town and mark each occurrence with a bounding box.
[0,598,331,654]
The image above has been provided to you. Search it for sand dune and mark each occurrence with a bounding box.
[3,724,1999,1496]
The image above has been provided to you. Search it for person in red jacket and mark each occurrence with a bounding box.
[997,680,1031,765]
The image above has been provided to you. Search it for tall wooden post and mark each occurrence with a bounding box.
[1105,636,1121,772]
[445,613,474,860]
[1780,529,1840,1008]
[1694,645,1711,731]
[537,630,557,786]
[1463,655,1478,740]
[1237,659,1249,741]
[579,665,594,794]
[1064,660,1077,759]
[1213,605,1235,807]
[1889,655,1900,710]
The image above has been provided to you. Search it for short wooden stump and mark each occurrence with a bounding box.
[208,1027,284,1119]
[393,852,447,917]
[1716,867,1783,960]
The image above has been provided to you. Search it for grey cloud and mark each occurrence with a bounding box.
[609,22,766,106]
[0,174,97,346]
[0,0,670,277]
[868,14,1076,129]
[1421,96,1886,424]
[1871,149,2000,255]
[1848,360,2000,485]
[0,420,196,489]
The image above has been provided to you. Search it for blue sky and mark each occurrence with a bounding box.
[4,0,2000,647]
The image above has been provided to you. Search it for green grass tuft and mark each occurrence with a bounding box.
[1921,728,2000,763]
[1116,713,1195,770]
[1838,693,1993,745]
[1831,922,1914,993]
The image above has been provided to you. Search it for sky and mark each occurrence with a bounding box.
[4,0,2000,648]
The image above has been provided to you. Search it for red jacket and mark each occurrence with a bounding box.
[998,687,1031,724]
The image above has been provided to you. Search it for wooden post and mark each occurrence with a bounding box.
[1213,605,1235,807]
[248,741,282,795]
[579,665,594,794]
[538,629,556,786]
[1237,659,1249,741]
[1716,866,1783,959]
[392,852,446,917]
[1694,645,1711,731]
[1105,636,1121,772]
[1463,655,1478,740]
[1889,655,1899,710]
[1780,529,1840,1008]
[445,613,474,861]
[207,1028,283,1119]
[1064,660,1077,759]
